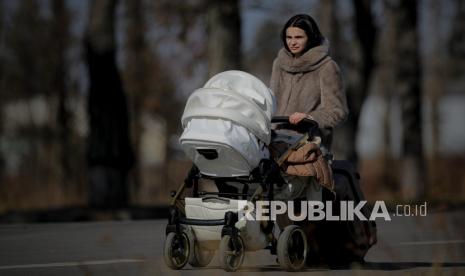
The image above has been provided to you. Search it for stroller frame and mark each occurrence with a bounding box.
[164,117,319,272]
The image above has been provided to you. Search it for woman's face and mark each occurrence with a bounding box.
[286,27,308,56]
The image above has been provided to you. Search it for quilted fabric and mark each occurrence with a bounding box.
[283,142,334,191]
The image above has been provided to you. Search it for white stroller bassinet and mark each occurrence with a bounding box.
[178,70,276,253]
[165,71,315,272]
[179,70,276,177]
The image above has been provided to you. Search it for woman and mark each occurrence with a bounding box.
[270,14,348,149]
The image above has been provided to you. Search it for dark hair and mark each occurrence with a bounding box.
[281,14,324,54]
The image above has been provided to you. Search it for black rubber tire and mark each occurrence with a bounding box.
[163,232,191,270]
[277,225,308,271]
[218,235,245,272]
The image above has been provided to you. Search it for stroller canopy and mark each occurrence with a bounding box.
[181,70,276,144]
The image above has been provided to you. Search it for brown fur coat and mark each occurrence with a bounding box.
[270,41,349,130]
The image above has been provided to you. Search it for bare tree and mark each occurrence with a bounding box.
[0,0,84,208]
[207,0,241,77]
[0,0,3,87]
[346,0,377,163]
[51,0,72,189]
[124,0,145,199]
[353,0,376,92]
[2,0,55,176]
[384,0,424,199]
[425,0,444,190]
[317,0,342,61]
[85,0,134,209]
[3,0,54,100]
[318,0,376,164]
[124,0,182,203]
[448,0,465,78]
[0,0,4,175]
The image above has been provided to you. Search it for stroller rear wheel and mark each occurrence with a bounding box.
[277,225,308,271]
[164,232,191,269]
[189,240,215,267]
[219,234,245,272]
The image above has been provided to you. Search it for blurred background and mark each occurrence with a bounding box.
[0,0,464,221]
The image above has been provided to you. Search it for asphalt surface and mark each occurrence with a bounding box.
[0,208,464,275]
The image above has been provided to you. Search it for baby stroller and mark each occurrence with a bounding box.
[163,71,376,271]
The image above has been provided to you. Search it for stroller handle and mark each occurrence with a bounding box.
[271,116,319,136]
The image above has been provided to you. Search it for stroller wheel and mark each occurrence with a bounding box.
[189,240,215,267]
[277,225,308,271]
[219,235,245,272]
[164,232,191,270]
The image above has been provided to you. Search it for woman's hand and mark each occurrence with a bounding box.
[289,112,310,124]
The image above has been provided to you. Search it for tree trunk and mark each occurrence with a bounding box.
[0,0,4,175]
[317,0,341,61]
[85,0,134,209]
[448,0,465,78]
[207,0,241,77]
[51,0,71,190]
[346,0,377,163]
[426,0,444,196]
[385,0,424,199]
[124,0,144,200]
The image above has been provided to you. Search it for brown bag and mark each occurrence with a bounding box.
[283,142,334,191]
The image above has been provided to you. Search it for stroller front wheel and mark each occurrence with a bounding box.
[219,234,245,272]
[164,232,191,270]
[277,225,308,271]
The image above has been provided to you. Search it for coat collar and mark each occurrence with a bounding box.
[277,39,331,73]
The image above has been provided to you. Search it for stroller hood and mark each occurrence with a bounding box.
[181,70,276,144]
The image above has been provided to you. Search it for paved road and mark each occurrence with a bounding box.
[0,209,464,275]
